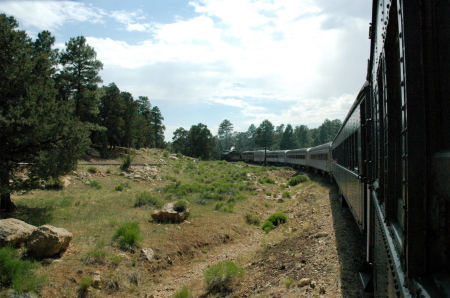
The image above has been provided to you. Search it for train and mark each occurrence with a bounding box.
[226,1,450,296]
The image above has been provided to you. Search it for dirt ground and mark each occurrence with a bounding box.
[143,176,368,297]
[3,150,369,297]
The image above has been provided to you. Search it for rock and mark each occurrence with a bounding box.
[298,278,312,287]
[86,148,101,158]
[92,274,101,288]
[27,225,73,258]
[140,248,155,261]
[0,218,37,248]
[315,232,328,238]
[151,203,190,223]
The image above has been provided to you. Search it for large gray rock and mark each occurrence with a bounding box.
[0,218,37,248]
[151,203,190,223]
[27,225,73,258]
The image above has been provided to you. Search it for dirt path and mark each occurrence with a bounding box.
[149,229,265,297]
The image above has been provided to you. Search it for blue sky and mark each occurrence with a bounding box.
[0,0,371,142]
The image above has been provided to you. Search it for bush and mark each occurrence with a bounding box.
[174,199,189,212]
[88,166,97,173]
[282,191,291,198]
[173,286,193,298]
[134,191,164,208]
[89,180,102,189]
[44,177,64,190]
[203,261,245,294]
[245,214,260,226]
[82,246,107,265]
[120,154,134,171]
[262,212,288,232]
[112,222,143,250]
[267,212,288,225]
[261,220,274,233]
[288,175,308,186]
[0,247,46,293]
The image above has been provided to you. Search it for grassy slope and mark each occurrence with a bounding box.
[6,149,317,297]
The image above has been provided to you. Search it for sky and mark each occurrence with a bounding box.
[0,0,372,143]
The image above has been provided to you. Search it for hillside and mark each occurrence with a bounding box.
[2,148,366,297]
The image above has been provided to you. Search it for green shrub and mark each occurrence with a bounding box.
[89,180,102,189]
[134,191,164,208]
[163,151,169,158]
[203,261,245,294]
[110,254,122,266]
[112,222,143,250]
[115,184,124,191]
[262,212,288,232]
[120,154,133,171]
[265,177,275,184]
[288,175,308,186]
[245,214,260,226]
[267,212,288,225]
[282,191,291,198]
[88,166,97,173]
[174,199,189,212]
[261,220,275,233]
[173,285,193,298]
[0,247,46,293]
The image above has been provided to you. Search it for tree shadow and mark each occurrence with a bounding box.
[1,205,54,226]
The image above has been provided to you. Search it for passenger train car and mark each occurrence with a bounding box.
[237,1,449,296]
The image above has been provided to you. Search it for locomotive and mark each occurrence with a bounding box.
[239,0,450,296]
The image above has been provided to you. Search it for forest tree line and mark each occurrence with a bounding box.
[170,118,342,160]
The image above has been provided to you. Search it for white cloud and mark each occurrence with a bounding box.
[0,1,104,31]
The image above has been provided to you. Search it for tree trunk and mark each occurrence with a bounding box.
[0,193,16,212]
[0,169,16,212]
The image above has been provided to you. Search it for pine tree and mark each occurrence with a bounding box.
[57,36,103,124]
[0,15,90,211]
[254,120,275,163]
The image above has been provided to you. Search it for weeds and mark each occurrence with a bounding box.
[174,286,193,298]
[134,191,164,208]
[204,261,245,294]
[262,212,288,232]
[112,222,143,250]
[0,247,47,293]
[120,154,134,171]
[288,175,308,186]
[89,180,102,189]
[245,214,261,226]
[174,199,189,212]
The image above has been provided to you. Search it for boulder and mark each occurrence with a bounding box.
[0,218,37,248]
[27,225,73,258]
[151,203,190,223]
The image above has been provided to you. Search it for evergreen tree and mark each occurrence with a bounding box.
[0,15,89,211]
[120,91,138,148]
[294,125,311,148]
[188,123,214,160]
[150,106,165,148]
[254,120,275,163]
[172,128,189,154]
[273,124,285,149]
[279,124,298,149]
[246,124,256,150]
[135,96,153,148]
[57,36,103,124]
[218,119,234,150]
[98,83,125,148]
